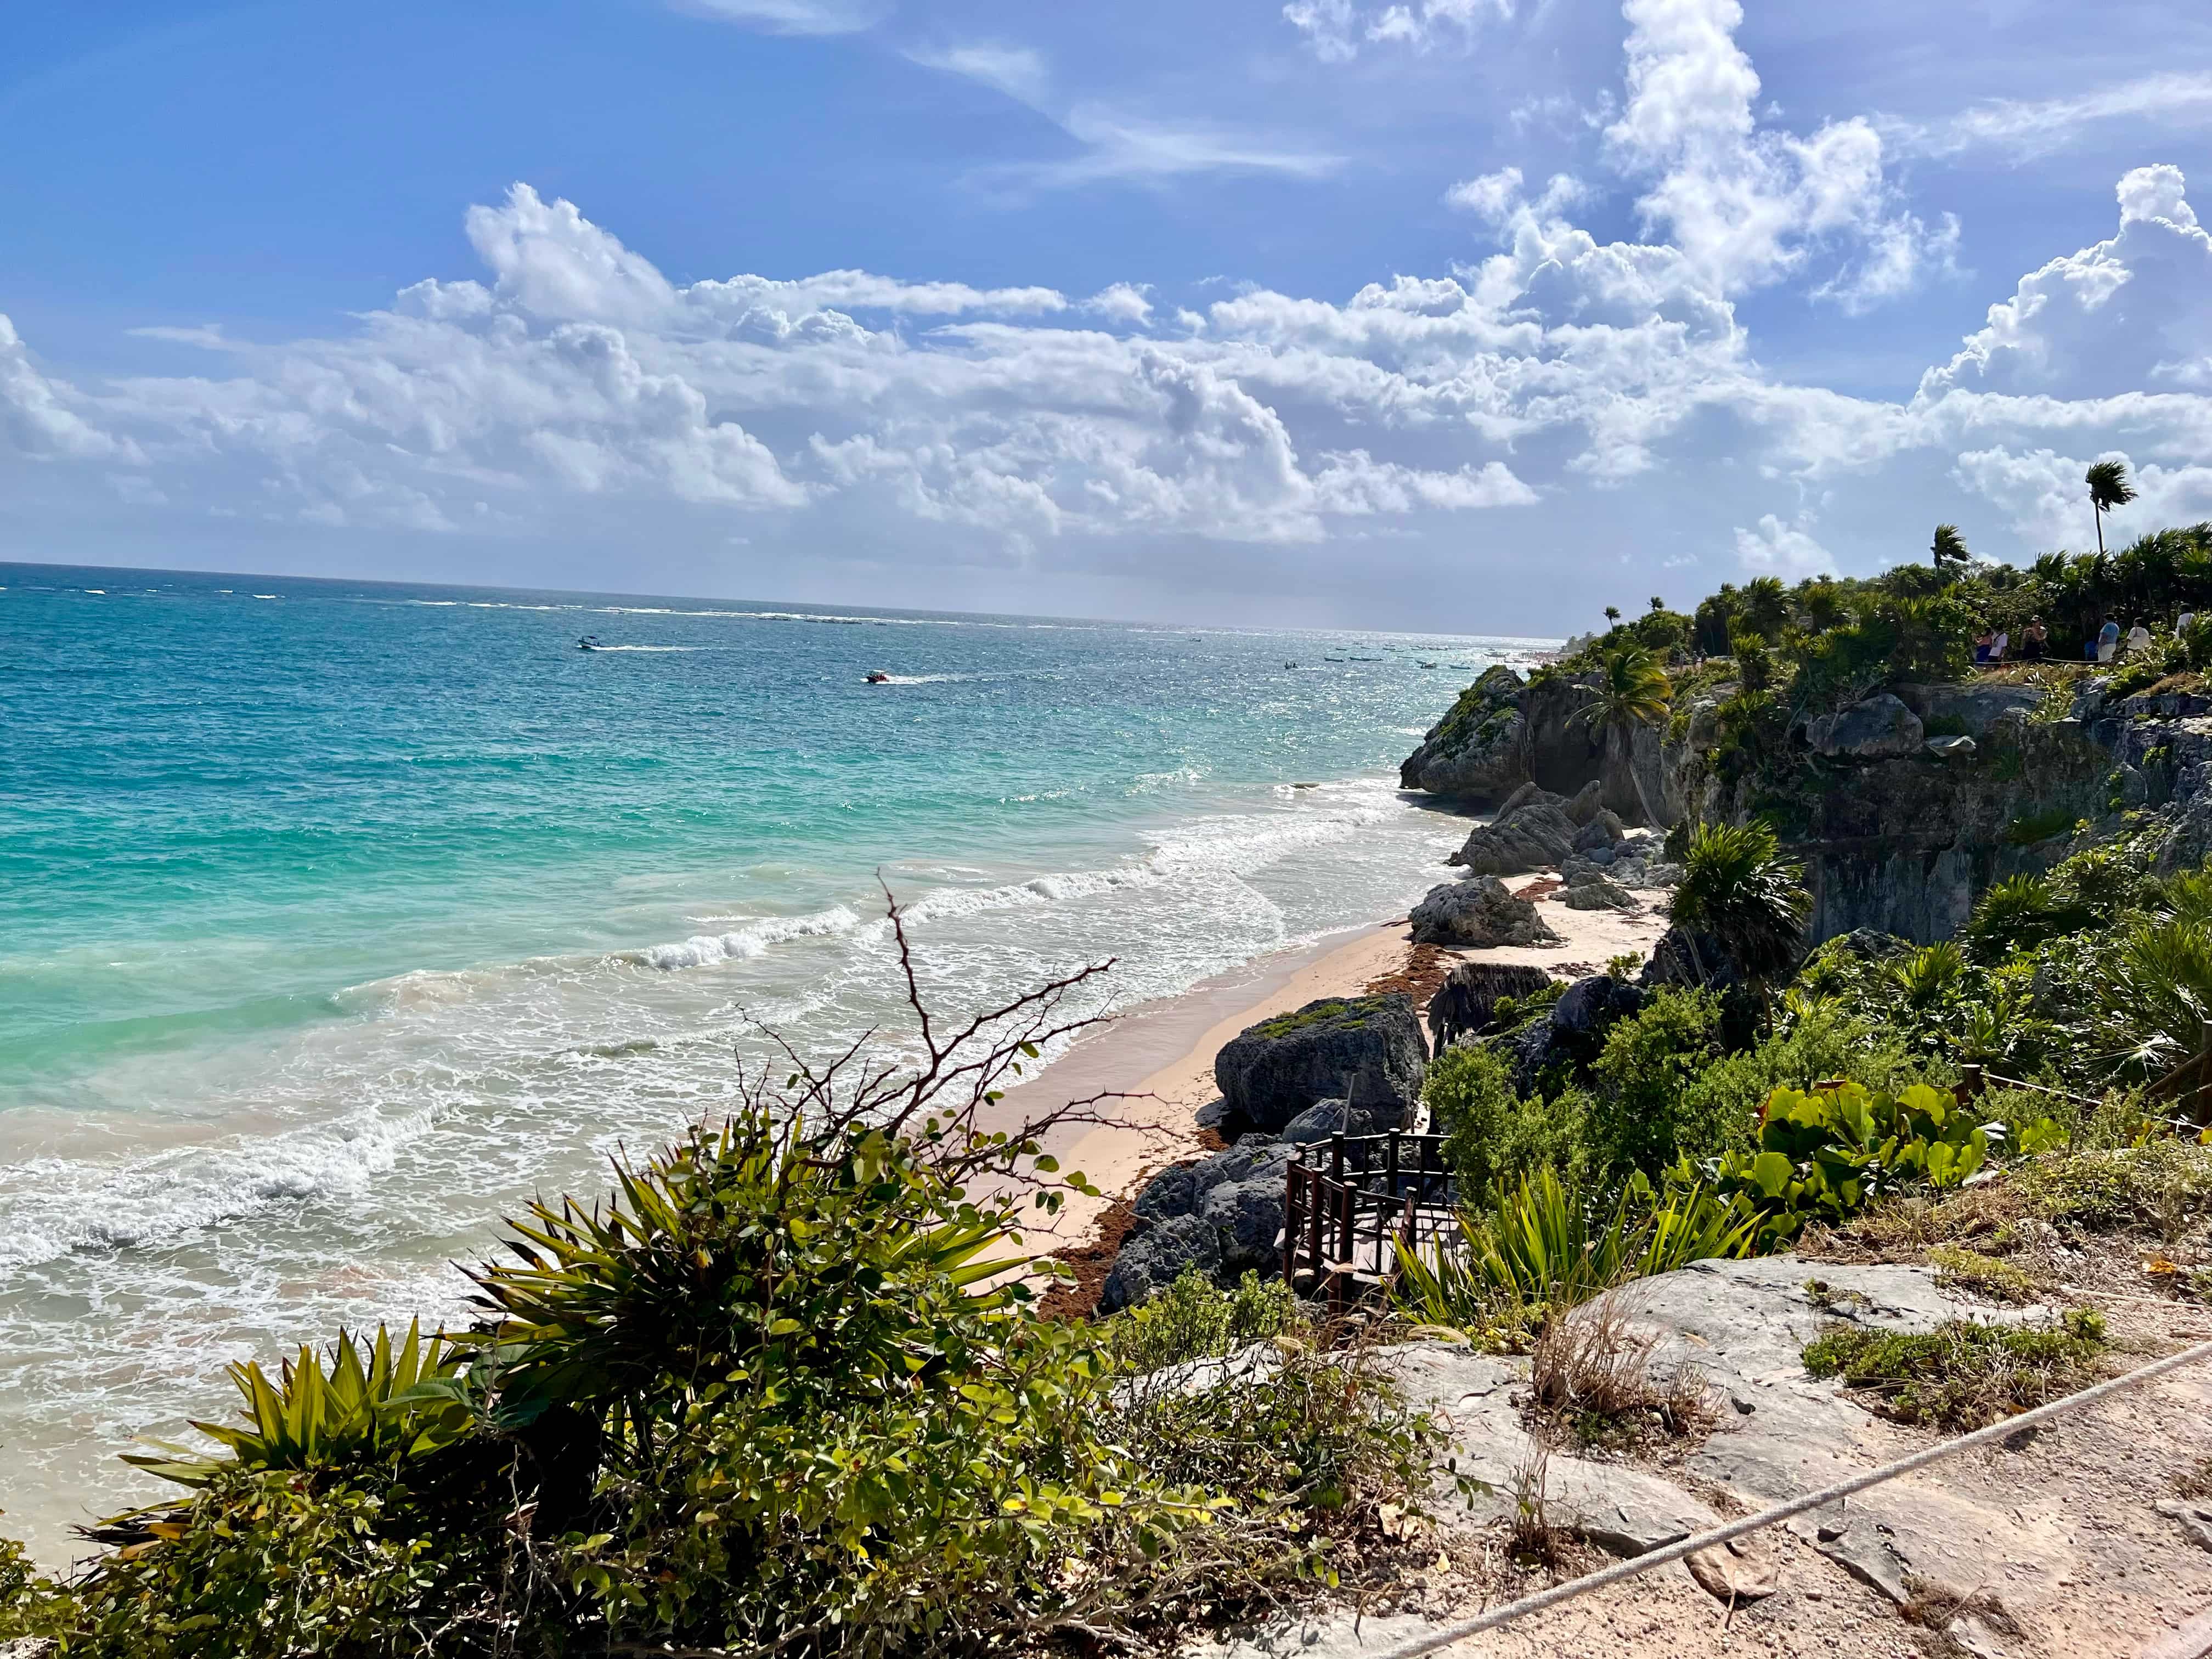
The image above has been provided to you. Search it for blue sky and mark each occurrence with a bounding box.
[3,0,2211,629]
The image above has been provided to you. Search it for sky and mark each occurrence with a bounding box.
[3,1,2211,631]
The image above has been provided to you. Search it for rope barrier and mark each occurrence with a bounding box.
[1360,1335,2212,1658]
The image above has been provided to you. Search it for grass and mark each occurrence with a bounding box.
[1927,1243,2040,1304]
[1526,1297,1713,1451]
[2018,1142,2212,1233]
[1253,998,1372,1039]
[1801,1311,2107,1430]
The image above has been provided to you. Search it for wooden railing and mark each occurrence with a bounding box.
[1281,1132,1459,1313]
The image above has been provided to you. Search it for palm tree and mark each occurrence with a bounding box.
[1649,596,1666,612]
[1931,523,1967,571]
[2086,459,2137,556]
[1573,644,1671,824]
[1669,820,1812,1008]
[1604,605,1622,628]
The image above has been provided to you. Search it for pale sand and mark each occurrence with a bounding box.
[992,884,1673,1265]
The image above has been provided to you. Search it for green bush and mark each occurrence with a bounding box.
[1427,1045,1590,1194]
[1801,1311,2106,1429]
[1102,1267,1297,1375]
[1687,1080,2056,1246]
[1584,988,1731,1176]
[25,945,1437,1658]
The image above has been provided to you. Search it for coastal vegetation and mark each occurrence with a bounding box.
[18,505,2212,1652]
[0,929,1430,1658]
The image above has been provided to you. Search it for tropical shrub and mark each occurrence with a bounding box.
[1392,1169,1752,1345]
[19,923,1434,1659]
[1671,820,1812,996]
[1429,1045,1589,1194]
[1583,986,1732,1176]
[1685,1081,2059,1247]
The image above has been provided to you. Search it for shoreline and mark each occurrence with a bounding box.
[993,884,1675,1279]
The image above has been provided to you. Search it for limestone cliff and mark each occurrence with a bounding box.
[1401,668,2207,947]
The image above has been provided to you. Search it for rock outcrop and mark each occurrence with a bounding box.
[1408,876,1562,948]
[1398,667,1607,807]
[1497,972,1643,1091]
[1104,1139,1297,1311]
[1425,961,1557,1049]
[1214,995,1427,1134]
[1447,800,1578,874]
[1805,692,1924,760]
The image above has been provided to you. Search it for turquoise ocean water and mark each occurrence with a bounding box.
[0,562,1539,1553]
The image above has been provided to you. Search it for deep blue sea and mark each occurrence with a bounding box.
[0,561,1541,1553]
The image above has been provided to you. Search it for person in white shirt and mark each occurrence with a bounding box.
[1989,629,2008,662]
[2126,620,2153,656]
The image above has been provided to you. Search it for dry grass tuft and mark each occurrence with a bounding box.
[1505,1437,1560,1566]
[1526,1297,1714,1450]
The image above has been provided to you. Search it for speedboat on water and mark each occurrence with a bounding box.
[578,635,603,651]
[864,670,891,683]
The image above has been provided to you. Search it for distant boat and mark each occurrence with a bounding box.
[865,671,891,684]
[578,635,603,651]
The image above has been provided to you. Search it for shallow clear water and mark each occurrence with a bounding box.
[0,562,1539,1554]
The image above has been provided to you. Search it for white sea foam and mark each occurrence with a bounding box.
[633,905,865,970]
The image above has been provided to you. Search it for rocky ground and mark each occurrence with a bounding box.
[1184,1250,2212,1658]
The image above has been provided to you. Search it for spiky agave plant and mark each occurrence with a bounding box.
[1669,820,1812,1000]
[123,1322,472,1487]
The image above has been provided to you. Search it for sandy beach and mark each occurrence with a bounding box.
[996,880,1675,1290]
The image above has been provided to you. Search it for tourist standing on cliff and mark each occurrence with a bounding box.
[2021,618,2048,660]
[2127,619,2154,656]
[1974,627,1996,664]
[2098,617,2121,662]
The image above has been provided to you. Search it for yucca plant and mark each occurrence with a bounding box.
[1670,820,1812,1003]
[124,1322,471,1487]
[464,1119,1013,1449]
[1888,941,1967,1011]
[1391,1170,1751,1342]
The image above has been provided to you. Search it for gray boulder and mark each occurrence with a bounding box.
[1807,692,1925,760]
[1215,995,1426,1132]
[1550,973,1644,1037]
[1563,778,1606,826]
[1279,1096,1399,1144]
[1571,808,1627,851]
[1408,876,1562,948]
[1448,801,1577,874]
[1493,780,1567,817]
[1425,960,1556,1048]
[1200,1178,1288,1270]
[1639,923,1742,993]
[1559,876,1636,910]
[1099,1213,1222,1312]
[1925,735,1977,760]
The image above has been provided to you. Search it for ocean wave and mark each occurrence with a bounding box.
[631,905,864,971]
[581,645,702,653]
[0,1104,436,1273]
